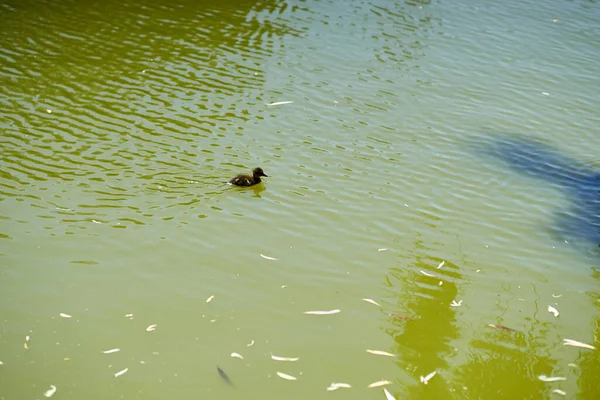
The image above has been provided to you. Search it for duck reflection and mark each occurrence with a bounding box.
[474,135,599,260]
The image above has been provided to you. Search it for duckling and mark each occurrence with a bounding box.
[228,167,268,187]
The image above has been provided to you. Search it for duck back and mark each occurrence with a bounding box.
[229,174,256,186]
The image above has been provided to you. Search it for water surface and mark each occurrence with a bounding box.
[1,0,599,399]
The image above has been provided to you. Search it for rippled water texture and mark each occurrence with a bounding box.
[1,0,599,399]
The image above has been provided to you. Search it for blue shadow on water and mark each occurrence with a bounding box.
[470,134,599,261]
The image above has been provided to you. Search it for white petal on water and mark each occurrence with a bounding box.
[538,375,566,382]
[383,387,396,400]
[552,294,562,298]
[26,335,30,342]
[450,300,463,307]
[231,352,244,360]
[366,350,396,357]
[146,324,157,332]
[206,295,215,303]
[326,382,351,391]
[125,314,134,318]
[247,340,255,347]
[378,248,388,252]
[303,309,341,315]
[260,254,278,260]
[563,338,596,350]
[548,305,560,317]
[0,361,3,365]
[43,385,57,398]
[368,380,392,388]
[276,371,297,380]
[271,355,299,362]
[420,371,436,384]
[438,281,443,286]
[114,368,129,377]
[46,109,52,114]
[59,313,72,318]
[552,389,567,396]
[437,261,445,269]
[266,101,293,106]
[103,348,120,354]
[362,298,381,306]
[419,270,436,277]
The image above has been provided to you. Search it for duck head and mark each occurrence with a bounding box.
[253,168,268,178]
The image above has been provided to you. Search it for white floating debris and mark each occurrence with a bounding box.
[538,375,566,382]
[327,382,351,391]
[247,340,255,347]
[0,361,3,365]
[103,348,120,354]
[548,305,559,317]
[362,298,381,306]
[206,295,215,303]
[437,261,445,269]
[420,370,436,384]
[43,385,57,398]
[259,254,278,261]
[552,389,566,395]
[125,313,134,318]
[563,338,595,350]
[378,248,388,252]
[281,285,288,288]
[276,371,297,380]
[114,368,129,377]
[450,300,463,307]
[368,380,392,388]
[266,101,293,106]
[303,309,341,315]
[46,109,52,114]
[271,355,299,362]
[91,219,102,224]
[419,270,436,277]
[59,313,72,318]
[231,352,244,360]
[438,281,443,286]
[383,387,396,400]
[26,335,30,342]
[366,350,396,357]
[552,294,562,298]
[145,324,157,332]
[542,92,550,96]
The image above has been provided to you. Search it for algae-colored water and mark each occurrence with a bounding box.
[1,0,599,398]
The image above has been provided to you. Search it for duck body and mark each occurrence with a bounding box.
[228,167,268,187]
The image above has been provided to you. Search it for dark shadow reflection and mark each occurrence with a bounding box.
[470,134,600,260]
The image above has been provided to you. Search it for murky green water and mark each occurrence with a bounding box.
[1,0,599,398]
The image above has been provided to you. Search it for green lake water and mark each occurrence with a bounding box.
[1,0,599,398]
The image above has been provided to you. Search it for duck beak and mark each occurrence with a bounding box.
[263,174,268,177]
